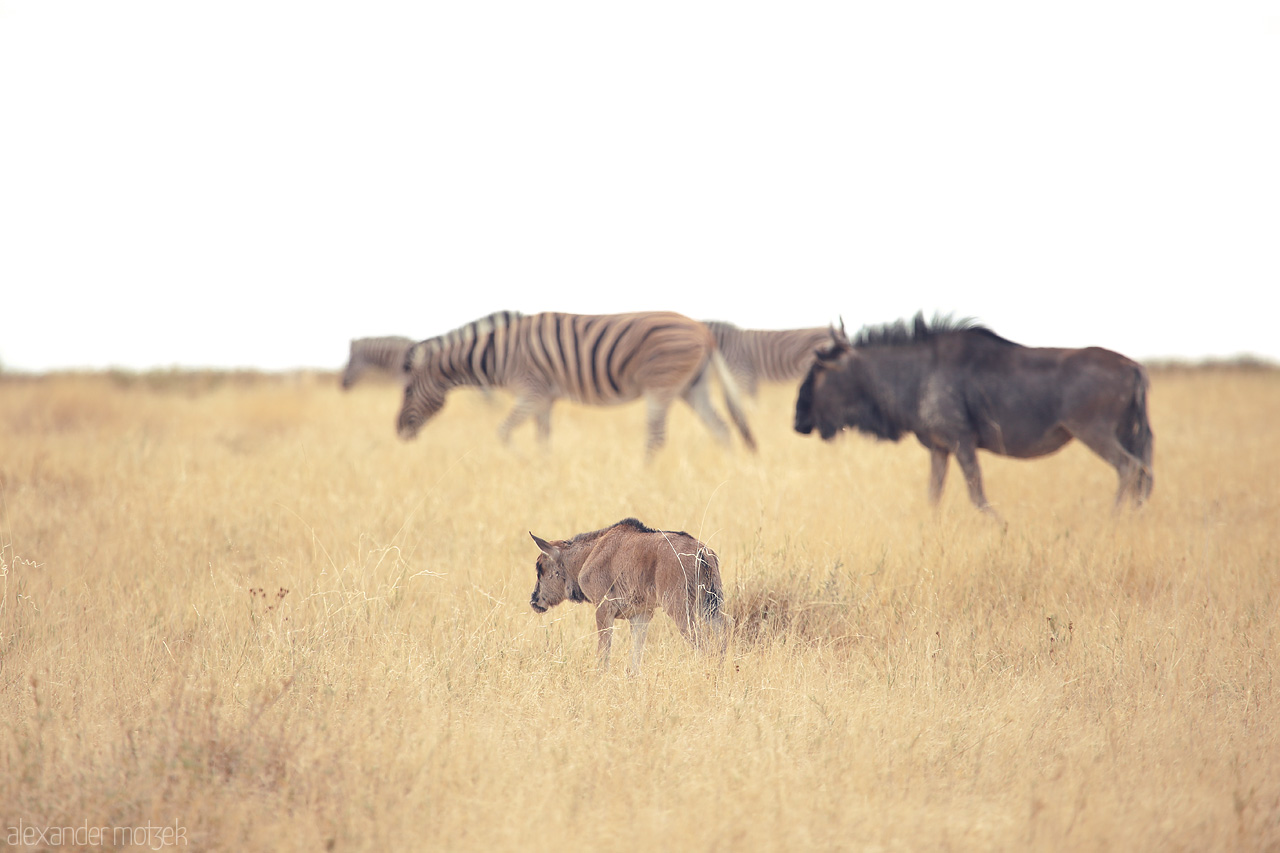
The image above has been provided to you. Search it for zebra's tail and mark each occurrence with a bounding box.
[708,348,757,452]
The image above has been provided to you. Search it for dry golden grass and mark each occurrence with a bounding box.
[1,366,1277,851]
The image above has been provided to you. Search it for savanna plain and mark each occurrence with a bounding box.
[1,365,1277,851]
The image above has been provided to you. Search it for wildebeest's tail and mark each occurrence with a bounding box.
[1121,366,1154,502]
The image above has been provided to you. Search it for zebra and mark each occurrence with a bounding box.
[702,321,832,396]
[341,336,416,389]
[396,311,756,457]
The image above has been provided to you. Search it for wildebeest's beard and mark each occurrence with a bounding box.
[842,396,902,441]
[794,369,819,435]
[834,372,902,442]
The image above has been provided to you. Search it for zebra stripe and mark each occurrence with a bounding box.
[341,336,416,389]
[704,321,832,396]
[398,311,755,457]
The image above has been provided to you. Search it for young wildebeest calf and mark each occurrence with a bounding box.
[795,314,1154,520]
[528,518,725,673]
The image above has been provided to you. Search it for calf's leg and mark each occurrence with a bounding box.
[628,614,651,675]
[594,603,617,671]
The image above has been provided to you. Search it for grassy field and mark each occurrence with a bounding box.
[1,366,1277,851]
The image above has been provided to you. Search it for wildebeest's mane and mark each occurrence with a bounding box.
[850,312,1017,348]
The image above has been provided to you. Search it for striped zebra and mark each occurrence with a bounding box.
[341,336,415,389]
[703,321,832,396]
[397,311,756,457]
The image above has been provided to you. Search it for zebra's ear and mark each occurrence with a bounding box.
[407,342,427,372]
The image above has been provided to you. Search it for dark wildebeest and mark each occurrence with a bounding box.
[528,518,726,673]
[794,314,1154,518]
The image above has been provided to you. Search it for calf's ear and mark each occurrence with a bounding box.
[530,533,560,557]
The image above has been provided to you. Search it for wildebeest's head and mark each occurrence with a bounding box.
[396,342,447,440]
[794,326,903,443]
[528,533,586,613]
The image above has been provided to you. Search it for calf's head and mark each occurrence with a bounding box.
[528,533,586,612]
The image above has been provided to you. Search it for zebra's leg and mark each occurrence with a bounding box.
[679,371,730,444]
[533,399,553,443]
[644,394,675,458]
[496,394,537,440]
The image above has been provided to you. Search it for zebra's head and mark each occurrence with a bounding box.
[340,340,362,390]
[396,343,448,440]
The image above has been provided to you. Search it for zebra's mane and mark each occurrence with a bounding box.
[421,310,524,351]
[850,312,1015,348]
[353,335,414,348]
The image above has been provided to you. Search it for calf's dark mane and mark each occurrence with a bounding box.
[570,517,691,543]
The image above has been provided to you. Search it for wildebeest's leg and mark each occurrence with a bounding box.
[928,447,950,506]
[628,614,651,675]
[954,440,1003,522]
[594,602,617,671]
[1070,426,1148,509]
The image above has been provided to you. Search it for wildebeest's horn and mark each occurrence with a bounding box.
[820,320,849,358]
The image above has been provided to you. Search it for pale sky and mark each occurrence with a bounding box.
[2,1,1277,372]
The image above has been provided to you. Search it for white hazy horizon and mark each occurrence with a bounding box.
[2,1,1278,373]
